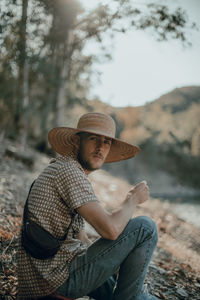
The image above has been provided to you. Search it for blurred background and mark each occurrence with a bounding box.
[1,0,200,196]
[1,1,200,298]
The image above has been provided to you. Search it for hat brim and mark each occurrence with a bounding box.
[48,127,140,163]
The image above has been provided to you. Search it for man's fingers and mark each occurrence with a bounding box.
[141,180,147,184]
[128,183,147,194]
[127,181,149,200]
[135,180,147,187]
[135,182,148,191]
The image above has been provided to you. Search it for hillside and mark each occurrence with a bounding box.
[85,86,200,192]
[0,139,200,299]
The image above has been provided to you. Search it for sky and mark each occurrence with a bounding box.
[83,0,200,107]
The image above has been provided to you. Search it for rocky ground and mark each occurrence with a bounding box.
[0,139,200,300]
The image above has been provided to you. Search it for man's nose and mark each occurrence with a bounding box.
[96,139,104,150]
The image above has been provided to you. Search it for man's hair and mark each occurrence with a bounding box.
[76,132,89,141]
[76,132,87,137]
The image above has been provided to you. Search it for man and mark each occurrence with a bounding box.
[17,112,158,300]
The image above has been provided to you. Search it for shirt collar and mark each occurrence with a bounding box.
[50,154,85,173]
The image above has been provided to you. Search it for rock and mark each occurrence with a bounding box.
[176,287,189,298]
[5,147,34,168]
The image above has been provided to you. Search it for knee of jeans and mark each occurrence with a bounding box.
[133,216,158,238]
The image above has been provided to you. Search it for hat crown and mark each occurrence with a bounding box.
[77,113,116,138]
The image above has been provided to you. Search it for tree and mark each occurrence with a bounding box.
[16,0,29,143]
[0,0,196,145]
[44,0,193,127]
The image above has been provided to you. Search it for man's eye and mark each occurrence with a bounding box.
[104,140,111,145]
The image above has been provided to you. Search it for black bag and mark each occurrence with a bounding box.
[21,181,72,260]
[22,219,62,259]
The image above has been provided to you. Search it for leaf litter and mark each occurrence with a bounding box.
[1,139,200,299]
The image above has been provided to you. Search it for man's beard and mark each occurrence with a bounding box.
[78,153,102,171]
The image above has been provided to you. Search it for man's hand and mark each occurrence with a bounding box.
[77,181,149,240]
[126,181,149,205]
[76,230,92,246]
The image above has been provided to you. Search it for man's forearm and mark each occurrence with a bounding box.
[105,181,149,239]
[77,181,149,241]
[109,198,135,237]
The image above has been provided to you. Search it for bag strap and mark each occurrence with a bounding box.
[23,180,75,241]
[23,180,36,223]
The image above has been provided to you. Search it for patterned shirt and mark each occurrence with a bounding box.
[17,156,98,299]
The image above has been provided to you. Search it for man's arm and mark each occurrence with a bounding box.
[77,181,149,241]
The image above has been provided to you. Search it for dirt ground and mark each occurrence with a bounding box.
[0,139,200,299]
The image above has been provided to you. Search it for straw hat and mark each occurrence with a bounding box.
[48,112,140,163]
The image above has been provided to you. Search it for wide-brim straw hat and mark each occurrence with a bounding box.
[48,112,140,163]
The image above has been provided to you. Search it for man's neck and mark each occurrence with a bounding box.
[84,169,92,175]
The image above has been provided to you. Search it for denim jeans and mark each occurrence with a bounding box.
[56,216,158,300]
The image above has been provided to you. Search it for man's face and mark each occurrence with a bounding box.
[78,133,112,173]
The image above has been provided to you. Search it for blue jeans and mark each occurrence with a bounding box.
[56,216,158,300]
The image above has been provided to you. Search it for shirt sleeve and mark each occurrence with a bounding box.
[54,161,98,212]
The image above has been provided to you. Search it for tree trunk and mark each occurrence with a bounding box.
[21,59,29,146]
[55,30,74,127]
[15,0,29,142]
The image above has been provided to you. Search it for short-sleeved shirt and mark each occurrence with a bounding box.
[17,156,98,299]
